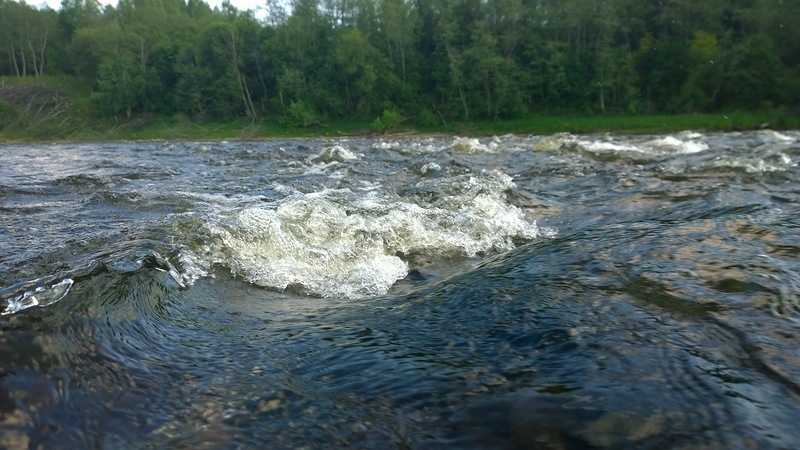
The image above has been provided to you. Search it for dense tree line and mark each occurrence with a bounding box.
[2,0,798,124]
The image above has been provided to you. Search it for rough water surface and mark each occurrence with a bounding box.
[1,131,799,448]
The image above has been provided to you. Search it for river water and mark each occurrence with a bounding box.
[1,131,799,448]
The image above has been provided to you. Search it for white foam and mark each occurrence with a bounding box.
[756,129,793,143]
[642,136,709,154]
[310,145,358,163]
[2,278,73,315]
[531,133,578,152]
[450,137,497,153]
[375,138,442,154]
[226,204,408,297]
[419,162,441,175]
[581,140,642,153]
[531,132,710,156]
[713,154,792,173]
[678,131,704,140]
[180,170,550,298]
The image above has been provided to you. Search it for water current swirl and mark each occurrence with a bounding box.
[1,131,799,448]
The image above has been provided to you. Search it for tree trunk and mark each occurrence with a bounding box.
[599,82,605,113]
[458,83,469,120]
[385,31,394,64]
[20,44,27,77]
[344,74,352,109]
[228,29,257,123]
[444,42,469,120]
[240,73,256,122]
[253,48,268,113]
[10,46,20,77]
[598,60,606,114]
[28,40,39,77]
[483,72,492,118]
[388,15,406,79]
[431,103,447,125]
[398,38,406,79]
[38,25,48,76]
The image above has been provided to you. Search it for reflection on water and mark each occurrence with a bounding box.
[1,131,799,448]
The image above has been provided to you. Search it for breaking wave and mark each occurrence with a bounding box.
[179,170,553,298]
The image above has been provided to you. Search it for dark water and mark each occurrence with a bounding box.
[1,131,799,449]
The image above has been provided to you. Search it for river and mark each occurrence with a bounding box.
[1,131,799,448]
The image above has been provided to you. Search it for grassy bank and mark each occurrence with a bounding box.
[1,77,797,142]
[6,110,795,143]
[64,111,799,142]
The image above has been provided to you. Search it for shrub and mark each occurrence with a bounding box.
[416,109,438,128]
[280,100,318,128]
[370,108,402,133]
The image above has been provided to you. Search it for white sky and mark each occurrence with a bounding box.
[25,0,268,18]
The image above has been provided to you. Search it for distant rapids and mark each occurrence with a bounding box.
[1,131,799,448]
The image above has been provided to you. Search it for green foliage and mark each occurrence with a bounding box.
[370,108,402,133]
[0,99,13,129]
[94,54,152,118]
[280,100,318,128]
[415,109,438,128]
[721,35,785,109]
[1,0,798,131]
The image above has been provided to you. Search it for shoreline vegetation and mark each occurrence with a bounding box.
[2,78,797,143]
[2,0,799,143]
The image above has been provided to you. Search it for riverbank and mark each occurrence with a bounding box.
[107,110,800,140]
[1,78,797,142]
[3,110,796,143]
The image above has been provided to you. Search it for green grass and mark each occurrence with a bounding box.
[115,111,792,142]
[2,76,797,142]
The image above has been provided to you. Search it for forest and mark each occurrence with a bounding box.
[1,0,799,132]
